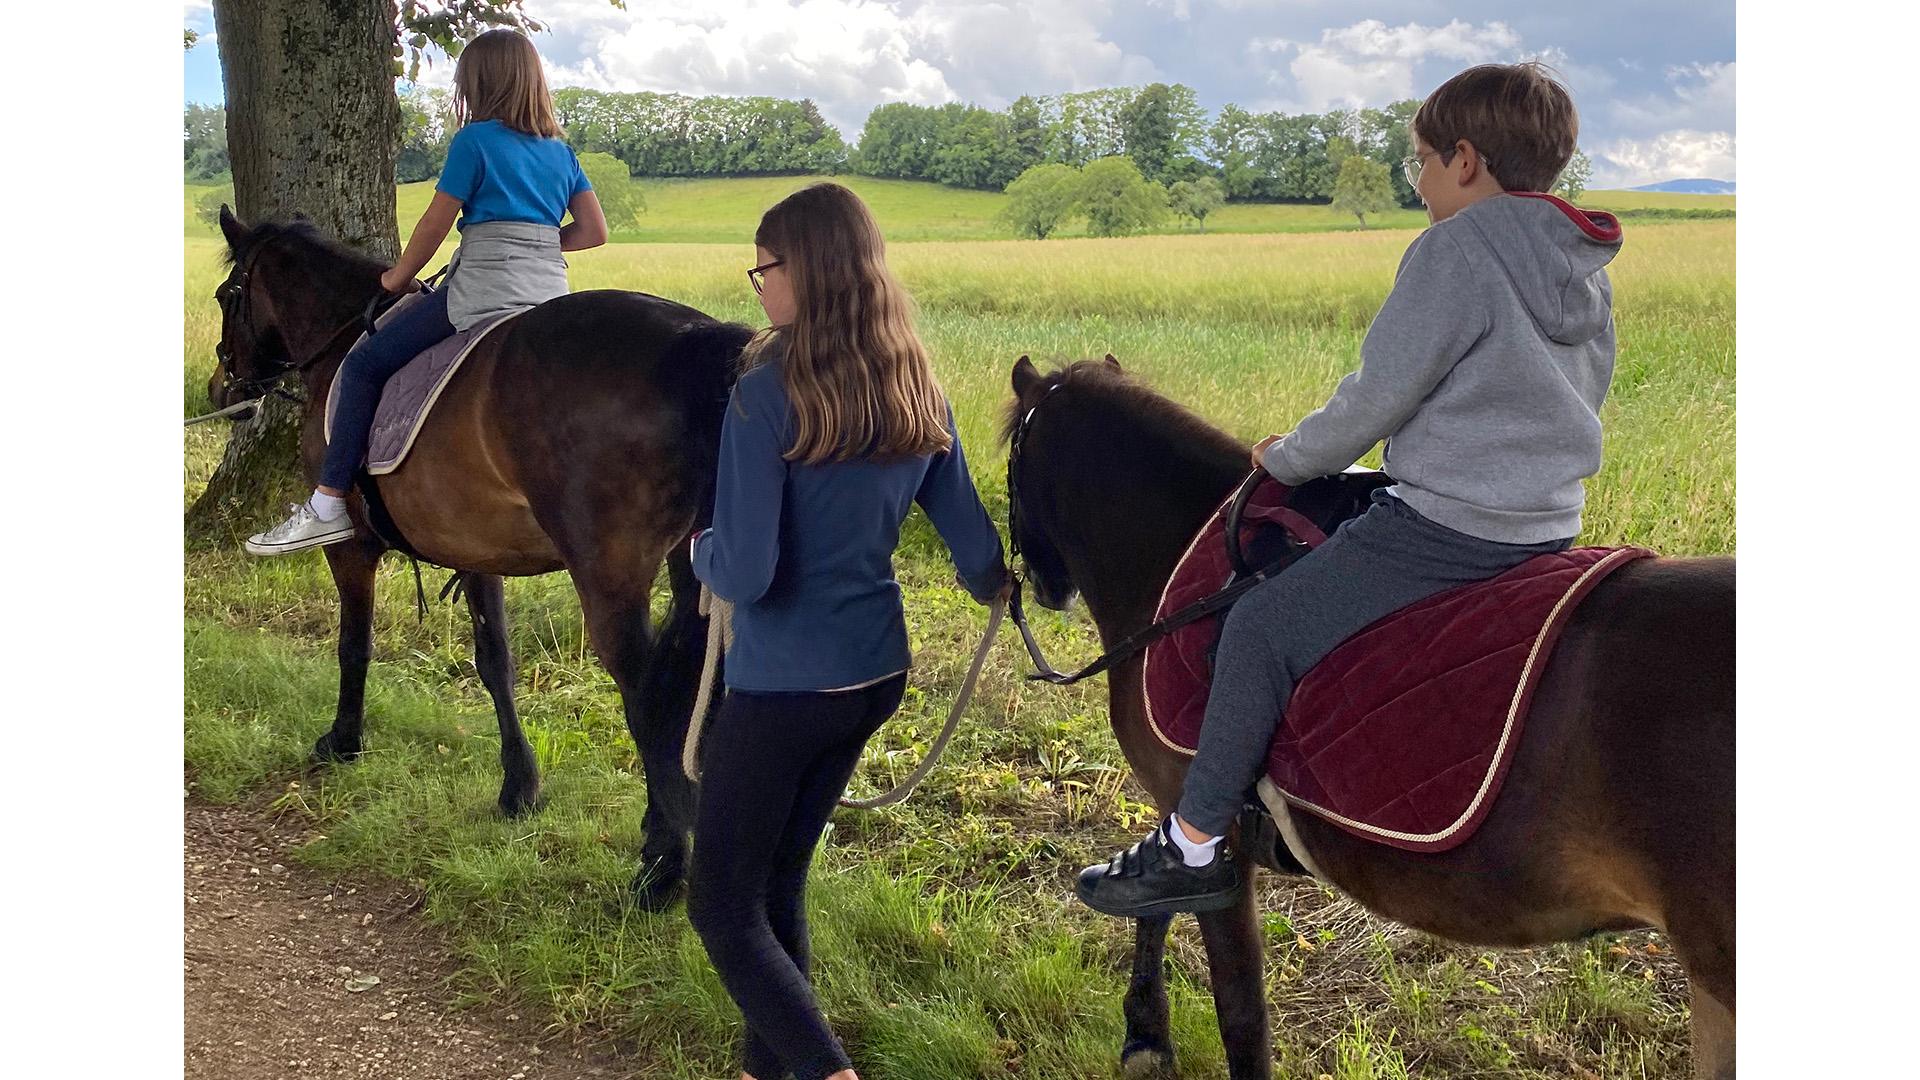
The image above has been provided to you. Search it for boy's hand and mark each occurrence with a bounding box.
[379,267,421,295]
[1250,434,1284,469]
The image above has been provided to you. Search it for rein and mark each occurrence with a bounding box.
[1003,382,1325,686]
[681,586,1007,810]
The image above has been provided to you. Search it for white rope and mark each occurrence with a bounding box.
[680,584,1006,811]
[682,584,732,783]
[183,396,265,427]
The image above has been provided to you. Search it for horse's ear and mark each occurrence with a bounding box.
[1012,355,1040,396]
[218,204,247,250]
[1104,353,1121,369]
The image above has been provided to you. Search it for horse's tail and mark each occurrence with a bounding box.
[657,320,753,469]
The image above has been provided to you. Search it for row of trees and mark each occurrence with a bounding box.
[1000,160,1226,239]
[552,88,849,177]
[193,83,1592,205]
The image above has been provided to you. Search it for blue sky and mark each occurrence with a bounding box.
[183,1,1735,188]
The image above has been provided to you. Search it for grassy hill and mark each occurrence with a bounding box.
[185,174,1732,246]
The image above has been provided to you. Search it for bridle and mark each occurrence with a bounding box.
[211,237,405,409]
[1002,377,1327,686]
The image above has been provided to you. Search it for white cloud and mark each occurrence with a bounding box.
[1591,129,1735,187]
[489,0,1159,137]
[1608,61,1734,137]
[1249,19,1522,112]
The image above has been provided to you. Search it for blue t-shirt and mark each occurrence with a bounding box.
[436,119,591,230]
[691,362,1008,693]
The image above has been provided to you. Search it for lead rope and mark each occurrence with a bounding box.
[680,584,1007,810]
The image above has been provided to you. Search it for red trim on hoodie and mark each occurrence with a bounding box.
[1507,190,1622,243]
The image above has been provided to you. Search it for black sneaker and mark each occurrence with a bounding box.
[1075,817,1243,917]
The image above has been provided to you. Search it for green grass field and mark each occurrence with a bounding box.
[184,180,1732,1078]
[185,173,1732,245]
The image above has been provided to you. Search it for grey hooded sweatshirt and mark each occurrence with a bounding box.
[1261,192,1624,544]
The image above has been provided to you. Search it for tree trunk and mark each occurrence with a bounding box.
[187,0,400,544]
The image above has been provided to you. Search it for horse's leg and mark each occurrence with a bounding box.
[1121,913,1175,1074]
[633,544,706,899]
[1688,983,1735,1080]
[463,572,540,817]
[1194,880,1273,1080]
[570,567,688,910]
[312,537,383,763]
[1667,902,1735,1080]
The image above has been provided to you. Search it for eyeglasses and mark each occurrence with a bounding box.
[747,259,784,295]
[1402,148,1451,188]
[1401,147,1495,188]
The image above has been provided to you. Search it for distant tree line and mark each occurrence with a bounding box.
[188,83,1592,210]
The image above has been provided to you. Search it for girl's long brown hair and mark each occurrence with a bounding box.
[452,29,562,139]
[750,183,951,464]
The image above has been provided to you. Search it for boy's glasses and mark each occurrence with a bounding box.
[1401,147,1494,188]
[748,259,784,295]
[1402,148,1452,188]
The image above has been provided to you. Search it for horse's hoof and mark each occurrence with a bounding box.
[630,854,686,912]
[1121,1043,1175,1078]
[497,780,543,819]
[310,731,361,765]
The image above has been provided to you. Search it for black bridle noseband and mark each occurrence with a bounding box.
[1003,379,1322,686]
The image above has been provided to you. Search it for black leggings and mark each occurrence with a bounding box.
[687,675,907,1080]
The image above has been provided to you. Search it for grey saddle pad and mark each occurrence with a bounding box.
[323,291,519,476]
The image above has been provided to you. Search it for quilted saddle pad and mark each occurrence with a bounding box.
[1142,481,1654,852]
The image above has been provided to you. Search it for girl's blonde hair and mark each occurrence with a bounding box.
[452,29,562,139]
[750,183,952,465]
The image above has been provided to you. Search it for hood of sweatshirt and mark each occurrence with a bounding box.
[1451,191,1623,345]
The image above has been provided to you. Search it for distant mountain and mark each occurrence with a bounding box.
[1629,178,1736,195]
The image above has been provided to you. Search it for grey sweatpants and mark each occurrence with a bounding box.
[1175,489,1572,835]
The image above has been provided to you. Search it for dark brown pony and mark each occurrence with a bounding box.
[207,208,748,908]
[1004,357,1735,1079]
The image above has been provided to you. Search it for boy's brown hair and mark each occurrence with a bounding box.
[1413,62,1578,193]
[452,29,562,139]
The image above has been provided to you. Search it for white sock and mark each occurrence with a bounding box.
[1166,814,1222,867]
[309,491,347,521]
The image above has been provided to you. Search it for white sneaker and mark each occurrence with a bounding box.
[244,502,356,555]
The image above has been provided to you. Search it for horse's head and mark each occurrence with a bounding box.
[1007,354,1314,625]
[208,206,381,408]
[998,353,1090,607]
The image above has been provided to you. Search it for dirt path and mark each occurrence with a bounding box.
[184,801,632,1079]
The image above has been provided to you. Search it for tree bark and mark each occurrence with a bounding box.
[187,0,400,544]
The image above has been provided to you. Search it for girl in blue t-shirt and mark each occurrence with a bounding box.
[247,29,607,555]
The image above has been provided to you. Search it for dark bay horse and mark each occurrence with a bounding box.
[1004,357,1735,1079]
[206,208,748,908]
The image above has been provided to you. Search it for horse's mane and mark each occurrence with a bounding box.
[999,360,1245,461]
[225,216,386,279]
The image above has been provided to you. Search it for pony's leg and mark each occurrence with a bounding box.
[1194,880,1273,1080]
[634,545,706,893]
[463,573,540,817]
[312,537,383,763]
[1121,912,1175,1074]
[571,567,688,911]
[1667,902,1735,1080]
[1690,984,1735,1079]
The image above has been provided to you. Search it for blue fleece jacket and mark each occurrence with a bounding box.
[691,361,1008,692]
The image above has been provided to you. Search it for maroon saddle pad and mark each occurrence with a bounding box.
[1142,479,1654,852]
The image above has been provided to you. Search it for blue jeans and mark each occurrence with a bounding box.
[318,287,455,491]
